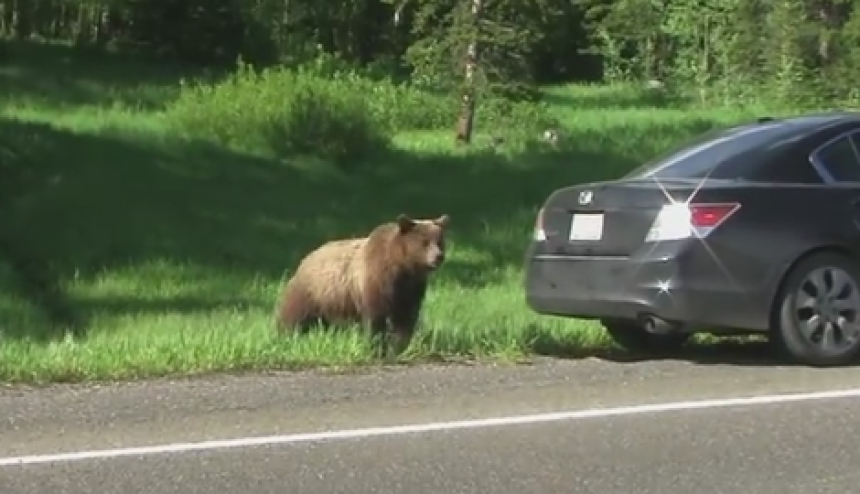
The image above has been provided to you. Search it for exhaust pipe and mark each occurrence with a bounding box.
[640,314,680,335]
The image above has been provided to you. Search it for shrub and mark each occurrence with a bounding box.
[166,57,559,162]
[285,52,557,135]
[167,61,390,164]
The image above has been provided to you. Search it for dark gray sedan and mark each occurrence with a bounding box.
[525,112,860,367]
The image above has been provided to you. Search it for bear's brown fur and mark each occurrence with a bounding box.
[275,214,450,351]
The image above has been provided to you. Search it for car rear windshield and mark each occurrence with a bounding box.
[623,122,795,180]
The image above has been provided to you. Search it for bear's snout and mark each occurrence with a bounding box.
[428,252,445,269]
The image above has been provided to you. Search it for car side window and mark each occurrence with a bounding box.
[812,133,860,182]
[757,154,824,184]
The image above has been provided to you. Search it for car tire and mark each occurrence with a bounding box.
[771,251,860,367]
[602,319,691,355]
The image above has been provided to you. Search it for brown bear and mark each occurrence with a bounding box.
[275,214,450,353]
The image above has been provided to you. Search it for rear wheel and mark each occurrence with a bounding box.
[602,319,691,355]
[771,252,860,367]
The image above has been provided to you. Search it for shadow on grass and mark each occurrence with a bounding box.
[72,295,268,315]
[528,328,812,367]
[0,40,217,110]
[0,111,729,343]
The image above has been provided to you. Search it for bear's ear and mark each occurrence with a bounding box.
[397,214,416,232]
[434,214,450,227]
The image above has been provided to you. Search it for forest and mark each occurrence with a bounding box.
[3,0,859,105]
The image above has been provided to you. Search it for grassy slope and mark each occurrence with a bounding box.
[0,42,789,383]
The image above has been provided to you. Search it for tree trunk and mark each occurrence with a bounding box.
[455,0,482,145]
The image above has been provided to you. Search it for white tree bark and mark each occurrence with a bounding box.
[455,0,482,144]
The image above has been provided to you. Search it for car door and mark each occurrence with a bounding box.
[809,128,860,254]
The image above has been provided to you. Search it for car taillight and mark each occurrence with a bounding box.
[533,208,546,241]
[645,202,740,242]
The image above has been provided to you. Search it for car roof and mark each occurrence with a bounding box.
[624,111,860,180]
[765,111,860,135]
[728,112,860,141]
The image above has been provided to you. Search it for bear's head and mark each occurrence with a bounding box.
[396,214,450,271]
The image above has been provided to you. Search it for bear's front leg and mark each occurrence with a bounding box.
[362,315,399,361]
[359,289,391,358]
[388,277,427,356]
[363,315,388,341]
[389,300,422,356]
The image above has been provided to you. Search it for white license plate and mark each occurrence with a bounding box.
[569,213,604,241]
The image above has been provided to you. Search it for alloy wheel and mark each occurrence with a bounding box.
[792,266,860,356]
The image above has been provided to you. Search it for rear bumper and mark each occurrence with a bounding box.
[523,244,771,332]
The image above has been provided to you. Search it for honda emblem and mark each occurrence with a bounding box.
[578,190,593,205]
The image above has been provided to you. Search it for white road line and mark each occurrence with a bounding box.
[3,387,860,467]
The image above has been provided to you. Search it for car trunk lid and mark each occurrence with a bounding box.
[539,179,699,257]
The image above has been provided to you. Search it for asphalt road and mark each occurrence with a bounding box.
[3,350,860,493]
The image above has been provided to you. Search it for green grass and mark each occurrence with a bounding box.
[0,41,794,383]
